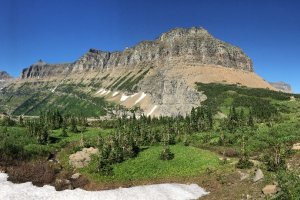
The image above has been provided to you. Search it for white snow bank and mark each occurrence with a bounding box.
[120,94,130,102]
[95,88,105,95]
[135,92,147,105]
[112,91,119,97]
[0,173,208,200]
[147,105,158,116]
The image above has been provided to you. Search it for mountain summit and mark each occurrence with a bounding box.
[3,27,274,116]
[0,71,13,90]
[21,27,253,79]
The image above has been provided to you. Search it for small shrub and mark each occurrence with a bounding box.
[160,145,174,161]
[236,158,254,169]
[224,148,239,157]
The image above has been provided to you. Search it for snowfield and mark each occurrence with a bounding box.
[0,173,209,200]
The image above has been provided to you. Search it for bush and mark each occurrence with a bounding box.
[274,171,300,200]
[236,158,253,169]
[160,145,174,161]
[224,148,239,157]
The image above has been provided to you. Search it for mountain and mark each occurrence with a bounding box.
[0,71,13,90]
[1,27,275,117]
[269,81,292,93]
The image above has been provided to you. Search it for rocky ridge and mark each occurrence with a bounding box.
[6,27,274,116]
[0,71,13,90]
[269,81,292,93]
[21,27,253,78]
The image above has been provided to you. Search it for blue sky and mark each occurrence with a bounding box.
[0,0,299,93]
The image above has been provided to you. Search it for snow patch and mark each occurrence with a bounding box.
[120,94,130,102]
[51,85,58,93]
[104,90,111,96]
[147,105,158,116]
[130,93,138,98]
[97,89,111,96]
[95,88,105,95]
[112,91,119,97]
[0,173,209,200]
[135,92,147,105]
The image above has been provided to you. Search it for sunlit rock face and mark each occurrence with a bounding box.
[21,27,253,79]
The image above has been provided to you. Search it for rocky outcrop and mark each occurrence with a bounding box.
[21,60,72,79]
[269,81,292,93]
[0,71,12,80]
[69,147,99,168]
[253,168,264,182]
[21,27,253,79]
[0,71,13,90]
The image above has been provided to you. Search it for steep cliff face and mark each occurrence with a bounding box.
[21,60,72,79]
[269,82,292,93]
[21,27,253,78]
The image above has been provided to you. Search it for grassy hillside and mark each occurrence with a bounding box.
[0,82,112,117]
[0,82,299,199]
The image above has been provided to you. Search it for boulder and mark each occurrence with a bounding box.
[262,185,278,195]
[69,147,99,168]
[71,173,81,180]
[253,169,264,182]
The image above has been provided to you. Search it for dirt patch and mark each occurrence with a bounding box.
[6,161,58,187]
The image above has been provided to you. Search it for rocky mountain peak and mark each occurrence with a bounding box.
[33,59,47,66]
[0,71,13,90]
[0,71,12,80]
[269,81,292,93]
[158,27,211,42]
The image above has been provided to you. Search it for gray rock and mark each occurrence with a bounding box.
[253,169,264,182]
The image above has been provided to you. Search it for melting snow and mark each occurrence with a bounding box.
[112,91,119,97]
[0,173,209,200]
[120,94,130,102]
[147,105,158,116]
[51,85,58,93]
[135,92,147,105]
[95,88,105,95]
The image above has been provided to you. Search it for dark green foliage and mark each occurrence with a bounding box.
[196,83,286,122]
[261,127,293,171]
[60,124,68,137]
[4,83,110,117]
[70,117,78,133]
[110,72,132,90]
[27,120,49,144]
[236,158,253,169]
[160,145,174,161]
[98,144,113,175]
[274,171,300,200]
[0,115,16,126]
